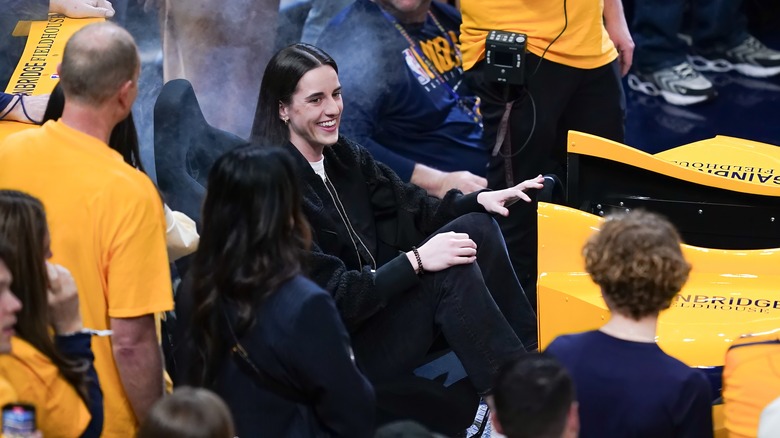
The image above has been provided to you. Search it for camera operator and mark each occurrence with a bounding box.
[460,0,633,306]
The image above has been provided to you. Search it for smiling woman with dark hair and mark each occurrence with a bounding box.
[174,144,374,437]
[252,43,543,409]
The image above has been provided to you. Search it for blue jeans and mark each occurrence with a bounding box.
[632,0,749,71]
[350,213,536,394]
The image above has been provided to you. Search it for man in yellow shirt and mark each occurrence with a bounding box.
[0,22,173,437]
[460,0,633,306]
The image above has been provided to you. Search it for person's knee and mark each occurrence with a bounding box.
[458,212,502,243]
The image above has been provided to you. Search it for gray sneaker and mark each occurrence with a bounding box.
[628,62,717,106]
[693,35,780,78]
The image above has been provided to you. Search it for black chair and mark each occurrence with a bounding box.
[153,79,245,228]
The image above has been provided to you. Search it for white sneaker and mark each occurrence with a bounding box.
[628,62,717,106]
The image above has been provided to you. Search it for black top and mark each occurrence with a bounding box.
[175,275,375,437]
[286,136,486,332]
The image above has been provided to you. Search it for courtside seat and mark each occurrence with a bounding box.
[153,79,244,227]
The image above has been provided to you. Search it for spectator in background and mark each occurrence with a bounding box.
[159,0,279,138]
[316,0,488,198]
[0,22,172,437]
[254,43,542,403]
[137,387,234,438]
[459,0,632,306]
[629,1,780,106]
[491,354,579,438]
[546,210,713,438]
[175,145,375,436]
[0,190,103,438]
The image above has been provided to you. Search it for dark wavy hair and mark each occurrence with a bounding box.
[584,210,692,320]
[43,82,145,173]
[188,144,312,386]
[0,190,89,402]
[251,43,338,145]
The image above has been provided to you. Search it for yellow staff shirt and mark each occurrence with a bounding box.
[459,0,617,70]
[0,120,174,437]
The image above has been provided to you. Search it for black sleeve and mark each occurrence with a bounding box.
[284,292,375,437]
[353,140,485,238]
[54,333,104,438]
[308,240,419,332]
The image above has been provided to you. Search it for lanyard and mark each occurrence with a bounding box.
[379,8,482,126]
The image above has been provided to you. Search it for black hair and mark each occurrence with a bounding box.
[187,144,311,386]
[251,43,338,145]
[493,354,575,438]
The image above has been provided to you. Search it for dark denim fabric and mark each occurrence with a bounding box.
[632,0,749,71]
[350,212,536,393]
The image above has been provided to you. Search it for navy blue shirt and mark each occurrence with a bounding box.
[175,275,375,437]
[546,330,713,438]
[317,0,487,181]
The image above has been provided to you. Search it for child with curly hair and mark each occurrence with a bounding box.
[546,210,713,438]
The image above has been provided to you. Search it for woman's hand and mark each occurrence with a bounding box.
[477,175,545,216]
[46,262,83,335]
[406,232,477,273]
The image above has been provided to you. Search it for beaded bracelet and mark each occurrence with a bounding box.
[411,246,424,276]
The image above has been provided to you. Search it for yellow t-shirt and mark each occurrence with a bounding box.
[0,120,174,437]
[0,337,90,438]
[459,0,617,70]
[0,375,17,409]
[723,333,780,438]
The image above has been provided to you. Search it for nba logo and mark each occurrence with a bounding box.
[51,74,59,79]
[403,49,430,86]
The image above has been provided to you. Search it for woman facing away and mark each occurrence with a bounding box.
[546,210,713,438]
[174,145,374,437]
[251,43,543,401]
[0,190,103,438]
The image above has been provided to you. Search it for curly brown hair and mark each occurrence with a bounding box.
[583,210,691,320]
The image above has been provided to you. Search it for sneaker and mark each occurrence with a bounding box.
[628,62,717,106]
[694,35,780,78]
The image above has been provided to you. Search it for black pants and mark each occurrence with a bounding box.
[464,55,625,307]
[351,213,536,394]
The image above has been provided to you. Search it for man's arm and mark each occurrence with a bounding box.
[603,0,634,76]
[0,94,48,124]
[111,315,164,423]
[411,163,487,199]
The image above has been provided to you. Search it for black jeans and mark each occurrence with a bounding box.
[464,55,625,307]
[350,213,536,394]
